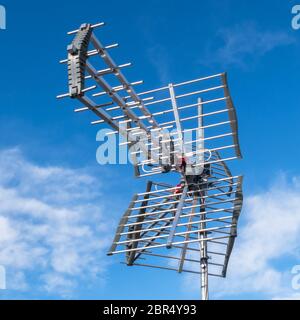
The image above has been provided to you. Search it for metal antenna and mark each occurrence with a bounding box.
[58,21,243,300]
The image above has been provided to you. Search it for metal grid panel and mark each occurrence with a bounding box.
[57,22,242,179]
[108,166,243,278]
[130,74,243,177]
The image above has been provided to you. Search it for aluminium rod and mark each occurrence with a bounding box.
[59,43,119,63]
[74,101,114,113]
[135,180,232,203]
[136,143,232,164]
[127,263,224,278]
[212,229,232,236]
[166,185,188,249]
[74,93,152,114]
[137,175,240,196]
[212,171,229,178]
[131,192,236,210]
[173,73,223,88]
[101,95,229,119]
[130,188,238,212]
[176,85,225,100]
[143,85,225,107]
[124,205,235,226]
[140,143,234,165]
[111,235,231,255]
[120,213,233,237]
[92,80,144,97]
[127,73,223,98]
[154,144,237,161]
[131,132,235,152]
[117,238,215,254]
[169,84,184,154]
[115,224,234,246]
[177,97,229,111]
[105,96,154,112]
[105,122,170,136]
[133,181,238,204]
[138,157,239,177]
[139,162,231,178]
[56,85,97,99]
[178,197,197,273]
[85,63,132,79]
[67,22,105,35]
[184,144,237,158]
[160,118,235,131]
[140,251,224,268]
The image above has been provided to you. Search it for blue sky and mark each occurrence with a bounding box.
[0,0,300,300]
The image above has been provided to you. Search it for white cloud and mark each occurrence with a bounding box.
[182,173,300,299]
[205,22,295,68]
[42,273,77,298]
[0,148,113,297]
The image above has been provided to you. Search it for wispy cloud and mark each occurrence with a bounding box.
[182,173,300,299]
[137,15,172,85]
[147,44,172,85]
[0,148,113,298]
[204,22,295,68]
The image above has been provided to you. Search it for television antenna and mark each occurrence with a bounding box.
[57,22,243,300]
